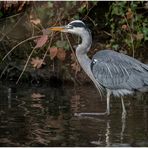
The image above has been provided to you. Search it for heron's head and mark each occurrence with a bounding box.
[49,20,90,36]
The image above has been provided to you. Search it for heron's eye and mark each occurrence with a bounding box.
[67,25,73,29]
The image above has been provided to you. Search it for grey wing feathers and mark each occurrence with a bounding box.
[91,50,148,91]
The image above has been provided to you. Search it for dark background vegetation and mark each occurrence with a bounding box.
[0,1,148,86]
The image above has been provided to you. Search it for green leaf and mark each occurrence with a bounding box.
[48,2,53,8]
[142,27,148,41]
[56,40,69,50]
[74,14,80,20]
[112,44,119,50]
[0,11,3,17]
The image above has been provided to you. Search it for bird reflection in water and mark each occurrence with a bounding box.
[90,117,126,146]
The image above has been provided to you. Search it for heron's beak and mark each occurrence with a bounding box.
[49,26,66,32]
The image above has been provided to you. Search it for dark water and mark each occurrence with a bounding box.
[0,82,148,147]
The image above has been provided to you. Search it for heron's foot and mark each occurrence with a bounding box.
[74,112,107,117]
[106,110,110,116]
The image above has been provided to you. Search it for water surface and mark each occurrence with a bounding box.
[0,82,148,146]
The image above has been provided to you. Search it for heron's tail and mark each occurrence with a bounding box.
[138,64,148,92]
[140,64,148,92]
[141,63,148,80]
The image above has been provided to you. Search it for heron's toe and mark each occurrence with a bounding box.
[74,113,82,117]
[105,110,110,116]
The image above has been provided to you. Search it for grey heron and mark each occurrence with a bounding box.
[49,20,148,117]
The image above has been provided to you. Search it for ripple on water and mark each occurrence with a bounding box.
[0,83,148,146]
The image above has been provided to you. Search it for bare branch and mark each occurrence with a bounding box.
[2,35,41,61]
[16,47,36,84]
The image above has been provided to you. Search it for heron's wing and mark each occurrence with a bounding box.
[91,50,148,90]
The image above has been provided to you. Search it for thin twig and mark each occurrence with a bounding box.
[2,35,41,61]
[42,32,54,61]
[16,47,36,84]
[0,13,26,42]
[0,12,22,21]
[86,16,97,27]
[103,31,113,37]
[65,34,79,65]
[123,15,135,57]
[82,2,97,22]
[0,64,9,78]
[65,34,82,81]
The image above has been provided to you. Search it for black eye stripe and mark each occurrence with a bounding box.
[69,22,86,28]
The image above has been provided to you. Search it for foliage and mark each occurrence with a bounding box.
[0,1,97,83]
[0,1,31,18]
[106,1,148,56]
[1,1,147,84]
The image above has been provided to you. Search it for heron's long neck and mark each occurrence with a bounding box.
[75,30,103,93]
[76,30,92,76]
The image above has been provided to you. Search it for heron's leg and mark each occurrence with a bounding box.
[106,90,111,115]
[74,91,111,117]
[121,97,126,118]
